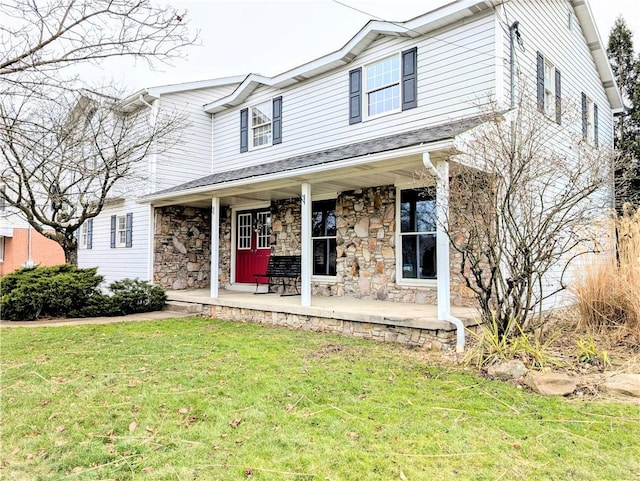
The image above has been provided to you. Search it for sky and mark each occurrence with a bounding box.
[89,0,640,93]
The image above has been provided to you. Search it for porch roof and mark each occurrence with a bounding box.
[142,115,484,206]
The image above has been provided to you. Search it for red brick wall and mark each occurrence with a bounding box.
[1,228,65,276]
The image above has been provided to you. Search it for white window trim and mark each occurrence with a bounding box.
[116,214,127,248]
[394,185,438,287]
[363,53,402,121]
[543,58,556,118]
[249,100,273,151]
[311,199,337,278]
[0,236,5,262]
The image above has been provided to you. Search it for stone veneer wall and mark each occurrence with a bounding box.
[154,206,211,289]
[203,304,457,350]
[267,185,475,307]
[218,208,232,287]
[271,199,302,255]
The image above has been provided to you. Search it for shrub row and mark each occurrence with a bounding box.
[0,265,166,321]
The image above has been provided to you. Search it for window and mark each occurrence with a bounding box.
[237,213,252,250]
[251,101,272,148]
[366,55,401,117]
[240,97,282,152]
[0,185,6,211]
[110,213,132,248]
[399,188,437,280]
[0,237,5,262]
[582,92,599,146]
[256,211,271,249]
[536,52,561,124]
[543,60,555,117]
[312,199,337,276]
[349,47,417,123]
[79,219,93,249]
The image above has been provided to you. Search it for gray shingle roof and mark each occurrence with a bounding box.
[152,115,485,197]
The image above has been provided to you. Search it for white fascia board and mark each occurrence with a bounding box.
[147,75,246,97]
[204,74,277,113]
[203,0,495,115]
[118,75,246,111]
[570,0,624,112]
[140,139,455,204]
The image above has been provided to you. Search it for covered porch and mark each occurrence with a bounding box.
[167,288,479,350]
[146,117,486,351]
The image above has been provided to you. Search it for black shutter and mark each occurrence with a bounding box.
[272,96,282,145]
[110,215,116,248]
[536,51,544,113]
[125,213,133,248]
[87,218,93,250]
[240,108,248,153]
[581,92,588,139]
[555,69,562,124]
[594,103,599,147]
[349,68,362,124]
[402,47,418,110]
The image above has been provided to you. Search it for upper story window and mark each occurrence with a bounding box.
[0,185,6,211]
[536,51,561,124]
[582,92,599,147]
[240,97,282,153]
[398,188,437,281]
[251,102,272,148]
[366,55,401,117]
[349,47,417,124]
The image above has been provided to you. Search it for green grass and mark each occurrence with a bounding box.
[1,318,638,481]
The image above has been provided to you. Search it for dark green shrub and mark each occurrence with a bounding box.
[109,279,166,314]
[1,265,103,321]
[1,266,165,321]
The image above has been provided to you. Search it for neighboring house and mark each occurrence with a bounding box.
[0,204,65,276]
[80,0,622,347]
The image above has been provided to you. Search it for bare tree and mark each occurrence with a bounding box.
[443,91,613,338]
[0,0,197,264]
[1,0,197,90]
[1,90,184,264]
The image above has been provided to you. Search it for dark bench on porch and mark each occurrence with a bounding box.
[254,255,301,296]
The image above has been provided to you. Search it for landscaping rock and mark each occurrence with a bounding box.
[601,374,640,399]
[524,371,577,396]
[487,360,528,380]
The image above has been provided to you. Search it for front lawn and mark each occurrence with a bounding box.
[1,318,638,480]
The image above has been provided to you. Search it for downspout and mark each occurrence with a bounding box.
[509,21,522,110]
[423,152,465,353]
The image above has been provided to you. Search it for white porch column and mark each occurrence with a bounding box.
[300,182,312,306]
[434,159,451,320]
[210,197,220,299]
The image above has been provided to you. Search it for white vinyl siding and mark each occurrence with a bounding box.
[77,201,151,285]
[154,84,239,191]
[211,12,496,174]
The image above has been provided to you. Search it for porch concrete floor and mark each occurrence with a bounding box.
[166,288,480,331]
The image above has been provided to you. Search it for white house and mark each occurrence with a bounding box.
[79,0,622,350]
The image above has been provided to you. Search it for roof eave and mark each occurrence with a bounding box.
[570,0,624,112]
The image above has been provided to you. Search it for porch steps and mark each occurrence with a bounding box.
[163,300,204,314]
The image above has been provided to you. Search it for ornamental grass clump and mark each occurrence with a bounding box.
[573,210,640,341]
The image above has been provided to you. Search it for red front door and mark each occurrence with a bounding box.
[235,209,271,283]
